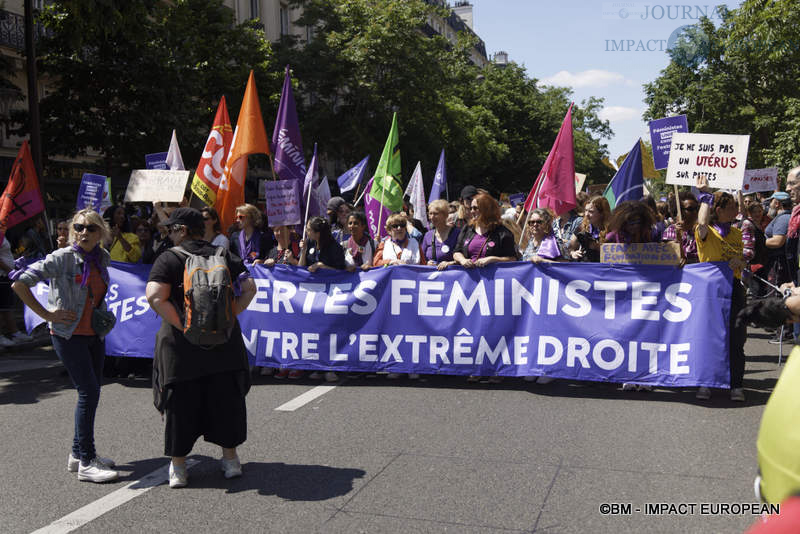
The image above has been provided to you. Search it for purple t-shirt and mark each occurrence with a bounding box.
[466,233,489,260]
[421,228,460,262]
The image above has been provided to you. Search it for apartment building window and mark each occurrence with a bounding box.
[250,0,259,19]
[280,4,290,35]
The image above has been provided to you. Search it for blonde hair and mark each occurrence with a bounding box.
[428,199,449,216]
[70,208,111,245]
[385,213,408,231]
[235,203,262,228]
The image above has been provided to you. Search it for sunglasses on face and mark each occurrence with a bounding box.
[73,223,100,233]
[527,220,544,226]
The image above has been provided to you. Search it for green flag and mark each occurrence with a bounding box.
[371,112,403,212]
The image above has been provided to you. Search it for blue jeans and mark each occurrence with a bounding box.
[51,334,105,464]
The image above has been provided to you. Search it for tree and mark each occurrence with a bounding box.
[30,0,280,178]
[276,0,613,195]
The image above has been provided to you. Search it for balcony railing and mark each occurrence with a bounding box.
[0,10,25,51]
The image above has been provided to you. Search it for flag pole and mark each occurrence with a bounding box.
[353,180,364,204]
[301,176,314,242]
[268,153,278,181]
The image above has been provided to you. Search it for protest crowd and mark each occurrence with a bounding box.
[2,71,797,502]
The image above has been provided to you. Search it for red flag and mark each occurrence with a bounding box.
[523,103,576,216]
[190,97,233,208]
[217,71,270,233]
[0,141,45,234]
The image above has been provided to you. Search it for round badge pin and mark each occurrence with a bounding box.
[441,245,450,253]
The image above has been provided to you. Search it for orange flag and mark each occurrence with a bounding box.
[216,71,270,233]
[190,96,233,208]
[0,141,45,242]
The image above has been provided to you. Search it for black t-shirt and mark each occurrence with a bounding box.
[267,243,300,264]
[305,238,346,270]
[147,239,251,403]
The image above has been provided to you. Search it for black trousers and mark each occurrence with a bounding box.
[164,371,247,457]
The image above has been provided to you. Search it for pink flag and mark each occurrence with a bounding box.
[523,103,575,216]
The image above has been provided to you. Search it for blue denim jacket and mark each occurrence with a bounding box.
[16,247,111,339]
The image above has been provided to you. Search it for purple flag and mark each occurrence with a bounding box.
[364,178,393,240]
[337,155,370,193]
[429,148,447,203]
[272,66,307,183]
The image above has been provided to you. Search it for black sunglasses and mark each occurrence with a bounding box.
[73,223,100,233]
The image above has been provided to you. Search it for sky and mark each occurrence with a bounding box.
[468,0,742,165]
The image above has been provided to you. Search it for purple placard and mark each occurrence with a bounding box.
[508,193,525,207]
[648,115,689,170]
[265,179,302,226]
[145,152,168,170]
[76,173,107,211]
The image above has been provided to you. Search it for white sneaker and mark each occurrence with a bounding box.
[0,336,14,348]
[10,331,33,343]
[696,387,711,400]
[324,371,338,382]
[536,376,555,385]
[221,456,242,479]
[67,453,115,473]
[730,388,745,402]
[621,382,637,391]
[169,462,188,488]
[78,458,119,483]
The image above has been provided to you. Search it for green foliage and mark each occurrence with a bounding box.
[31,0,279,176]
[277,0,613,195]
[644,0,800,175]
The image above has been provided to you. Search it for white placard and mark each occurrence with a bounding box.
[665,133,750,190]
[124,170,191,203]
[742,167,779,194]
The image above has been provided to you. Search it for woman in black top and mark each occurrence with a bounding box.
[567,196,610,262]
[299,216,346,272]
[449,193,518,268]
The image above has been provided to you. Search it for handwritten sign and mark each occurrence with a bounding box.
[742,167,779,194]
[76,174,107,211]
[600,242,682,266]
[574,173,586,193]
[665,133,750,190]
[648,115,689,170]
[124,170,190,203]
[265,179,301,226]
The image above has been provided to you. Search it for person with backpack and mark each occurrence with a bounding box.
[145,208,257,489]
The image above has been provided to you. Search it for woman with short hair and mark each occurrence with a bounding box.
[420,199,458,269]
[229,204,274,265]
[373,213,423,266]
[521,208,562,262]
[12,208,119,483]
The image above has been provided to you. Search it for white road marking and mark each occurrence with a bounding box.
[275,385,338,411]
[31,459,200,534]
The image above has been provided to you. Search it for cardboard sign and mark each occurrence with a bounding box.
[648,115,689,170]
[665,133,750,190]
[264,179,301,226]
[124,170,190,203]
[574,173,586,193]
[600,242,682,266]
[742,167,779,194]
[76,173,107,211]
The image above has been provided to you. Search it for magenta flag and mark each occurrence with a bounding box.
[363,178,392,240]
[523,103,576,216]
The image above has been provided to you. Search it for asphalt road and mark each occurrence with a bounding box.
[0,329,787,534]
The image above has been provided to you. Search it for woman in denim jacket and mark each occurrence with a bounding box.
[12,208,119,483]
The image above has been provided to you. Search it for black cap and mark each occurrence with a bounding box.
[460,185,478,200]
[163,207,204,233]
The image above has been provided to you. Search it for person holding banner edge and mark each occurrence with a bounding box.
[695,176,747,402]
[12,208,119,483]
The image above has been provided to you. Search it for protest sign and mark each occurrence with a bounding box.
[124,169,190,203]
[508,193,525,207]
[145,152,168,170]
[265,179,301,226]
[648,115,689,170]
[600,242,681,266]
[575,173,586,193]
[742,167,779,194]
[25,261,734,388]
[75,174,107,211]
[665,133,750,190]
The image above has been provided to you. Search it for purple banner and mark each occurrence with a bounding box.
[648,115,689,170]
[145,152,168,170]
